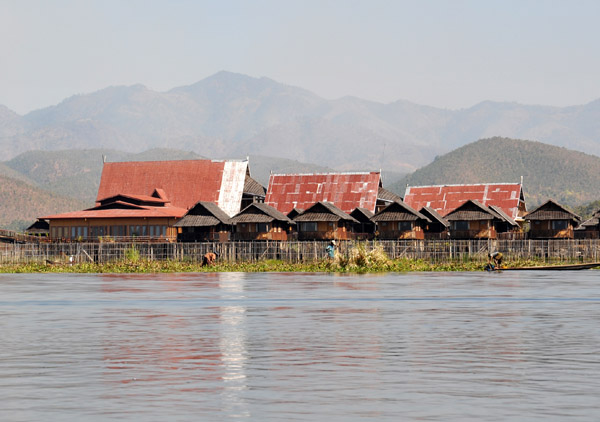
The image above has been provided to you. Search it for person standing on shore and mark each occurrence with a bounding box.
[326,240,336,260]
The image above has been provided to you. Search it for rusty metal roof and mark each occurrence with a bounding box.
[265,172,381,214]
[404,183,524,220]
[96,159,248,217]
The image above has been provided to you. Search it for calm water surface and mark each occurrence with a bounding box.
[1,271,599,421]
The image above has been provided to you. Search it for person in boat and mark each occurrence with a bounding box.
[202,252,219,267]
[326,240,336,260]
[488,251,503,268]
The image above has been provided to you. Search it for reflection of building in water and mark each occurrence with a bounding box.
[218,272,249,418]
[99,273,249,418]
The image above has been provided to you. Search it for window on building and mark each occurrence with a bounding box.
[300,222,318,232]
[453,221,469,231]
[398,221,412,231]
[257,223,269,232]
[552,220,568,230]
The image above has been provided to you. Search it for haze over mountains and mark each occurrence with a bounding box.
[2,71,600,172]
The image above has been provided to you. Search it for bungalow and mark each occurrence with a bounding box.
[526,200,582,239]
[230,203,294,241]
[174,201,232,242]
[445,200,514,239]
[293,201,358,241]
[371,201,430,240]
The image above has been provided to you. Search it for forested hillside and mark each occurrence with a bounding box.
[0,175,87,231]
[390,137,600,208]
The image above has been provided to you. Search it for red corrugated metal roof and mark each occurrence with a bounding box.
[41,206,188,220]
[265,172,381,214]
[95,159,247,215]
[404,183,523,220]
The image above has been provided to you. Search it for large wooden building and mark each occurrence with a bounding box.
[41,191,187,241]
[40,158,263,241]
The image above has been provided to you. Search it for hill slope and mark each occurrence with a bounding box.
[390,137,600,208]
[2,72,600,172]
[0,175,87,231]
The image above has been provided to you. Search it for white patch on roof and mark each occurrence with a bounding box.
[218,161,248,217]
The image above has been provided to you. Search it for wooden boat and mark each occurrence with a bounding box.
[494,262,600,271]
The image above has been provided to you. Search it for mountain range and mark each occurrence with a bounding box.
[2,71,600,173]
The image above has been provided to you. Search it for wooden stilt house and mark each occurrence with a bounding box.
[371,201,430,240]
[293,201,358,240]
[525,200,582,239]
[445,200,511,239]
[230,203,294,241]
[174,201,232,242]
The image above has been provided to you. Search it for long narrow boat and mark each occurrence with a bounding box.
[497,262,600,271]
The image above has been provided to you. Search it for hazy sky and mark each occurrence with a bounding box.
[2,0,600,114]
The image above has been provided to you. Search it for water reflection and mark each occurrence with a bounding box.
[218,273,249,418]
[1,271,600,421]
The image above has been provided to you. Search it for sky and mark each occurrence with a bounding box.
[2,0,600,114]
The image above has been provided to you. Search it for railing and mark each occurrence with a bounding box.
[575,231,600,240]
[451,229,496,239]
[529,229,574,239]
[232,232,290,241]
[297,231,353,241]
[376,230,424,240]
[0,229,45,244]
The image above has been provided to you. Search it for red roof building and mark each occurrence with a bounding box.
[40,158,254,241]
[265,172,381,214]
[96,159,249,217]
[403,183,526,221]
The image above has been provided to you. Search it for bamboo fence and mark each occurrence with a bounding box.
[1,239,600,265]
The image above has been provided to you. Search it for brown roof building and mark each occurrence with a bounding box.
[526,200,582,239]
[371,201,431,240]
[231,203,294,241]
[174,201,232,242]
[293,201,358,240]
[445,200,516,239]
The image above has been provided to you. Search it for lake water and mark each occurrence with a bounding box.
[1,271,599,421]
